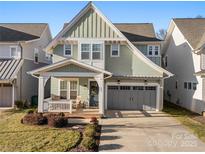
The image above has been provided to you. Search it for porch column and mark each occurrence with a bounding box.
[38,76,44,113]
[94,73,104,115]
[12,84,15,108]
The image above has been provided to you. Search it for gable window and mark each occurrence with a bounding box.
[81,44,90,60]
[148,46,153,56]
[64,44,72,57]
[154,46,159,55]
[10,46,19,59]
[92,44,102,60]
[111,44,120,57]
[188,82,192,90]
[34,48,39,63]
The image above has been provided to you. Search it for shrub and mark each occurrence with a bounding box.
[81,137,96,150]
[47,114,67,128]
[27,109,34,114]
[58,112,65,117]
[15,100,24,109]
[84,127,96,137]
[22,113,47,125]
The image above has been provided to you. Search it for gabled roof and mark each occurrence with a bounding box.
[0,26,39,42]
[45,2,173,78]
[114,23,161,42]
[0,59,24,83]
[173,18,205,50]
[28,58,112,76]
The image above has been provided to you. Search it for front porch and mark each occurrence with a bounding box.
[28,59,112,116]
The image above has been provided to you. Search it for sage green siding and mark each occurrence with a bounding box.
[48,64,94,73]
[63,9,119,38]
[105,45,162,76]
[52,44,78,63]
[135,45,147,55]
[51,77,59,96]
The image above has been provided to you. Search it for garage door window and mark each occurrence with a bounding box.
[145,86,156,90]
[108,86,118,90]
[120,86,131,90]
[133,86,144,90]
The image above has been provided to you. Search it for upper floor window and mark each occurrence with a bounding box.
[184,81,197,90]
[34,48,39,63]
[92,44,102,60]
[111,44,120,57]
[64,44,72,57]
[148,45,160,56]
[81,44,90,60]
[10,46,19,59]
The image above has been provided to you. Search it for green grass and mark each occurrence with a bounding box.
[163,102,205,142]
[0,109,81,152]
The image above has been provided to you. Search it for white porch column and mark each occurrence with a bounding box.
[12,84,15,108]
[38,76,44,113]
[94,73,104,115]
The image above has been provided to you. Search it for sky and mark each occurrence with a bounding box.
[0,1,205,37]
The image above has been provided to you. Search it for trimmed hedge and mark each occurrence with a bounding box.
[22,113,47,125]
[81,137,96,150]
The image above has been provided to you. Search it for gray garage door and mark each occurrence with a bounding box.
[107,85,156,110]
[0,85,12,107]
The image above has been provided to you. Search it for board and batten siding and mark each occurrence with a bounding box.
[63,9,120,38]
[105,45,162,77]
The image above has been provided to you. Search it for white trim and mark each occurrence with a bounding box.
[147,45,160,57]
[105,81,160,111]
[110,44,120,57]
[64,44,73,57]
[42,72,98,78]
[10,46,19,59]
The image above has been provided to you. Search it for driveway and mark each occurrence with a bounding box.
[99,110,205,152]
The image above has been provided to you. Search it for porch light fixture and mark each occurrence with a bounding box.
[117,80,120,84]
[144,80,148,85]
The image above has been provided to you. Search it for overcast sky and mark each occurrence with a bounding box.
[0,1,205,37]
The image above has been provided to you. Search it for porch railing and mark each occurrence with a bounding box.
[43,98,72,113]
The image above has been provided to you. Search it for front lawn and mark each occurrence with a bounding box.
[0,109,81,152]
[163,102,205,142]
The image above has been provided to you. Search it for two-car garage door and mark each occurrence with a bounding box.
[107,85,157,110]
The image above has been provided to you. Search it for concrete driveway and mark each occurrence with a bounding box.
[99,110,205,152]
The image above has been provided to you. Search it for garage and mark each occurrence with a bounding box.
[107,85,157,110]
[0,84,13,107]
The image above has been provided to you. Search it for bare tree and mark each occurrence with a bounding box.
[196,15,203,18]
[156,29,167,40]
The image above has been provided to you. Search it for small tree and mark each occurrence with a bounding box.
[156,29,167,40]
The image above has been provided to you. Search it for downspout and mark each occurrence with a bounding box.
[18,42,23,100]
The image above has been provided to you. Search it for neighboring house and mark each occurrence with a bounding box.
[29,2,172,115]
[162,18,205,114]
[0,23,52,108]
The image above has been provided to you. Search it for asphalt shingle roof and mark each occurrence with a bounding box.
[173,18,205,49]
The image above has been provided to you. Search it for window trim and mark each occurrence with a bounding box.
[92,43,102,60]
[147,45,160,57]
[64,44,72,57]
[10,46,18,58]
[110,44,120,57]
[34,48,39,64]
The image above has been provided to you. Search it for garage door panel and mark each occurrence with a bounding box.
[107,85,157,111]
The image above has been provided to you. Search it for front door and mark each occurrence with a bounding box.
[89,81,99,107]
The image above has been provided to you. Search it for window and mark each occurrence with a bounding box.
[133,86,144,90]
[148,45,160,56]
[188,82,192,90]
[184,82,187,89]
[34,48,39,63]
[10,46,19,58]
[154,46,159,56]
[92,44,102,60]
[193,83,197,90]
[60,80,67,99]
[175,81,178,89]
[64,44,72,56]
[111,44,120,57]
[120,86,130,90]
[148,46,153,56]
[70,81,77,99]
[81,44,90,60]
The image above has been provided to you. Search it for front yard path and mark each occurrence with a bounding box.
[99,110,205,152]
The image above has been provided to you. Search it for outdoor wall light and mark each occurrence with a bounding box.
[117,80,120,84]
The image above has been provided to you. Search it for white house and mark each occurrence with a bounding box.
[0,23,52,108]
[162,18,205,114]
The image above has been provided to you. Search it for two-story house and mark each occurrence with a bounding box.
[162,18,205,114]
[29,2,172,115]
[0,23,52,108]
